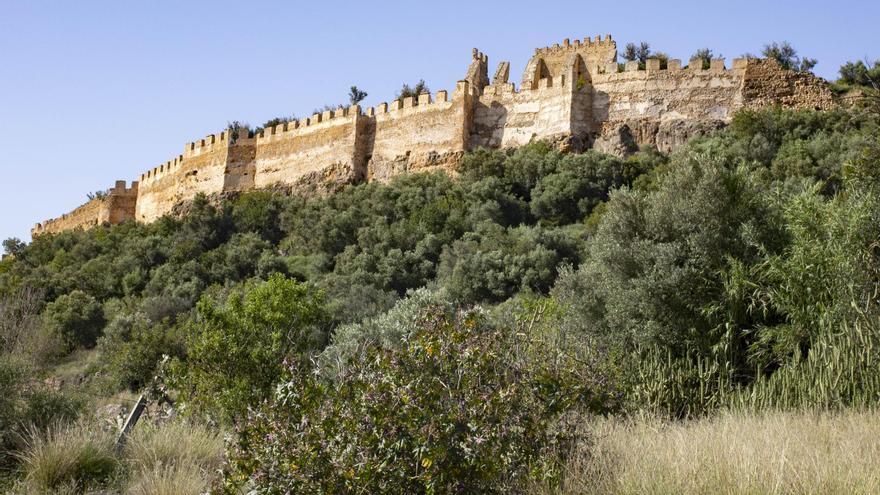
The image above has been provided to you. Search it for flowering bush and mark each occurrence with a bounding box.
[222,305,614,494]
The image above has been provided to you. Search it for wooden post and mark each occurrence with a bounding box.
[116,393,147,451]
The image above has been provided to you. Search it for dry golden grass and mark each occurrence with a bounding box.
[125,420,225,472]
[124,464,210,495]
[16,422,118,494]
[557,409,880,495]
[123,420,225,495]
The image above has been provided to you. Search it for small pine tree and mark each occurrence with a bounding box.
[396,79,429,104]
[348,86,368,105]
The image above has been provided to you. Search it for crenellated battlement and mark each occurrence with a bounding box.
[534,34,616,55]
[34,35,835,235]
[140,155,184,184]
[32,179,139,236]
[256,105,361,141]
[593,57,750,78]
[367,87,458,119]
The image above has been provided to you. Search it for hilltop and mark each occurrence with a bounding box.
[33,34,832,236]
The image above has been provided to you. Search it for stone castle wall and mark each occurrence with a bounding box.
[136,131,228,223]
[254,107,366,190]
[366,83,472,181]
[33,181,138,235]
[33,34,836,236]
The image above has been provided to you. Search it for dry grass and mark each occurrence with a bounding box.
[12,419,225,494]
[123,420,225,494]
[125,420,225,471]
[16,422,118,493]
[125,464,211,495]
[557,409,880,495]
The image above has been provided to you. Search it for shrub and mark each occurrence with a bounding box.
[98,313,184,391]
[0,286,43,357]
[42,290,105,353]
[172,274,327,423]
[553,157,782,357]
[530,151,625,225]
[224,305,613,493]
[0,357,82,468]
[439,223,580,303]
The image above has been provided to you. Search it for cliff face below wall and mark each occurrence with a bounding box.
[34,35,836,237]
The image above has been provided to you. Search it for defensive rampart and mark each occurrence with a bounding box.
[33,33,836,236]
[32,181,138,235]
[367,83,473,181]
[135,131,256,223]
[253,106,366,191]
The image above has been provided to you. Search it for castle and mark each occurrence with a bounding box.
[32,35,833,236]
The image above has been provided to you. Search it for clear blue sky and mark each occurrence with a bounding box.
[1,0,877,243]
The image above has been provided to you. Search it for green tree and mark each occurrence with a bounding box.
[691,48,716,70]
[348,85,368,105]
[396,79,429,103]
[42,290,105,352]
[227,120,251,143]
[98,313,184,391]
[762,41,817,72]
[2,238,25,258]
[553,157,783,357]
[839,59,880,88]
[622,42,652,68]
[174,274,326,423]
[438,223,579,303]
[258,116,296,133]
[529,151,626,224]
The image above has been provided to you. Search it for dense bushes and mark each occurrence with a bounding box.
[554,159,783,358]
[42,290,105,353]
[171,275,327,423]
[3,106,880,490]
[224,304,614,493]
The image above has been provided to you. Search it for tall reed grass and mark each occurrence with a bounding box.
[557,409,880,494]
[632,316,880,417]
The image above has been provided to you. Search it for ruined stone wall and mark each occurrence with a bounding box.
[253,107,366,191]
[32,181,138,236]
[224,134,257,192]
[742,58,834,110]
[590,58,746,152]
[366,84,472,181]
[103,180,140,224]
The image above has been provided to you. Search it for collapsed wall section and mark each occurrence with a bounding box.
[366,83,472,181]
[741,58,834,110]
[589,58,746,153]
[32,181,138,236]
[253,106,366,191]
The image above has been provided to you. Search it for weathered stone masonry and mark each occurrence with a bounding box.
[33,34,833,236]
